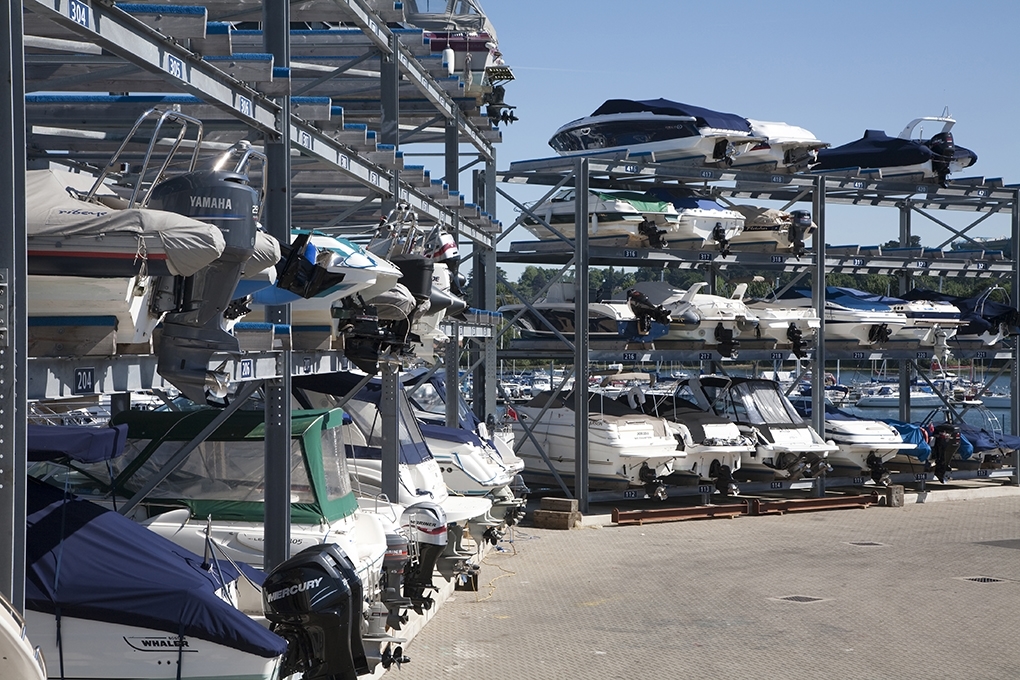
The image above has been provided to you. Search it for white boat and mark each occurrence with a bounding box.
[548,98,765,166]
[654,190,746,251]
[497,281,678,344]
[738,119,829,172]
[774,286,908,346]
[728,205,816,254]
[25,477,288,680]
[0,591,46,680]
[512,389,683,494]
[854,383,982,408]
[675,375,837,482]
[631,280,759,357]
[744,298,820,356]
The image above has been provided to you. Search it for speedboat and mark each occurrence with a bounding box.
[728,205,815,254]
[814,114,977,186]
[0,591,46,680]
[497,281,677,344]
[520,188,683,248]
[774,286,908,346]
[647,188,746,251]
[548,99,765,166]
[787,398,916,482]
[631,280,759,357]
[854,382,982,408]
[675,375,837,482]
[24,477,288,680]
[512,389,683,495]
[738,119,829,172]
[900,287,1020,346]
[744,298,820,357]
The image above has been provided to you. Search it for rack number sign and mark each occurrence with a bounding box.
[68,0,92,28]
[623,249,638,258]
[237,95,253,117]
[166,54,186,81]
[73,367,96,395]
[698,352,713,360]
[240,359,254,380]
[622,352,638,361]
[852,352,866,360]
[698,485,713,494]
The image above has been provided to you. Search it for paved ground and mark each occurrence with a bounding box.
[393,485,1020,679]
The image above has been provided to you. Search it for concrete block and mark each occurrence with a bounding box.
[885,485,905,508]
[540,497,578,513]
[532,509,581,530]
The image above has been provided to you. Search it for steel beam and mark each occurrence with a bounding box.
[574,158,590,513]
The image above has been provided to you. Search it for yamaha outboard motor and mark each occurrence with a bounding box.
[928,131,955,188]
[150,168,258,403]
[400,501,447,615]
[931,423,961,483]
[263,543,369,680]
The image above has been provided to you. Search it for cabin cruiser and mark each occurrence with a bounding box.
[814,114,977,186]
[512,389,683,496]
[675,375,837,482]
[0,591,46,680]
[738,119,829,172]
[647,188,746,252]
[25,477,288,680]
[744,298,819,357]
[631,280,759,357]
[548,99,765,166]
[497,281,679,344]
[900,286,1020,347]
[774,286,908,346]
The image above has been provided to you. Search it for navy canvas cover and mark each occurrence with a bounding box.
[28,423,129,463]
[901,288,1020,337]
[25,478,287,658]
[589,99,751,133]
[815,129,932,170]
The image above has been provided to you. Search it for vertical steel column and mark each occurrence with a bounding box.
[380,365,401,502]
[898,203,912,422]
[444,112,460,428]
[1011,191,1019,461]
[810,177,826,438]
[262,0,292,572]
[471,165,497,422]
[0,0,26,609]
[381,33,399,210]
[573,159,590,513]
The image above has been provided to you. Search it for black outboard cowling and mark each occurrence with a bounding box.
[263,543,369,680]
[149,169,258,403]
[931,423,961,482]
[928,131,955,187]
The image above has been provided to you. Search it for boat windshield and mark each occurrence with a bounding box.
[722,381,802,425]
[98,436,316,503]
[406,380,471,426]
[550,119,702,153]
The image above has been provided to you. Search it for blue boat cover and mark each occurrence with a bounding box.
[815,129,932,171]
[589,99,751,133]
[955,421,1020,453]
[778,286,895,311]
[25,478,287,658]
[27,423,128,463]
[880,418,932,462]
[647,187,728,212]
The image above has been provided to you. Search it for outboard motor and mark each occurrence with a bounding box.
[626,289,671,336]
[149,168,258,403]
[400,501,448,615]
[262,543,370,680]
[788,210,812,257]
[638,218,668,249]
[787,322,807,358]
[868,323,892,345]
[931,423,961,482]
[711,222,731,256]
[928,131,955,187]
[714,322,738,358]
[380,532,412,630]
[866,452,891,486]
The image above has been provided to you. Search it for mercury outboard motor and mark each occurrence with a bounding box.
[262,543,369,680]
[931,423,961,482]
[627,289,671,336]
[400,501,447,615]
[928,131,955,188]
[787,322,807,358]
[150,168,258,403]
[380,532,412,630]
[868,323,892,345]
[638,218,668,249]
[788,210,812,257]
[714,322,738,358]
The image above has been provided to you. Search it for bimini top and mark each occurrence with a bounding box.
[28,423,128,463]
[588,99,752,133]
[26,477,287,658]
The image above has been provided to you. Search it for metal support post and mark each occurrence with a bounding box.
[445,326,460,428]
[380,365,401,503]
[898,203,912,422]
[810,176,826,439]
[0,0,26,610]
[263,0,292,573]
[574,159,590,513]
[471,162,497,422]
[381,32,400,212]
[1012,191,1019,478]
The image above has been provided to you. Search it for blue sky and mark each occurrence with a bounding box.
[479,0,1020,254]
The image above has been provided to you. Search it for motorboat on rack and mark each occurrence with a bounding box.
[631,280,759,357]
[511,389,683,495]
[548,99,765,166]
[0,590,46,680]
[814,114,977,186]
[744,297,819,357]
[737,119,829,173]
[675,375,837,482]
[497,281,679,344]
[727,205,815,254]
[774,286,909,346]
[24,477,288,680]
[648,188,746,251]
[900,286,1020,347]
